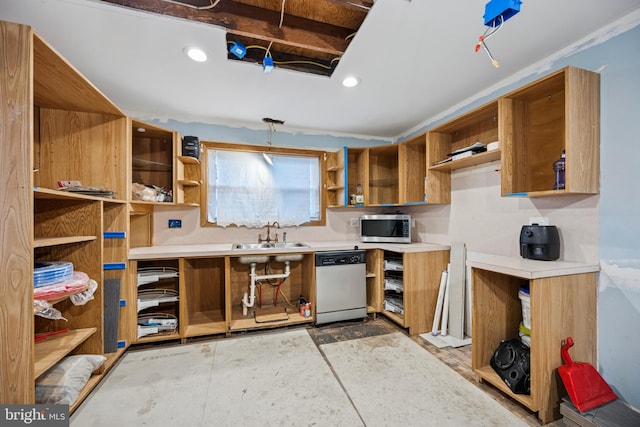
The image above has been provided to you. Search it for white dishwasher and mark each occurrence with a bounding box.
[315,250,367,325]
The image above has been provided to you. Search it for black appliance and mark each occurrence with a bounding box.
[182,135,200,160]
[520,224,560,261]
[490,338,531,395]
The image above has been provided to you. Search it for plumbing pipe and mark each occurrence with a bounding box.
[242,261,291,315]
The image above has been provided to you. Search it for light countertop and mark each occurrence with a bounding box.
[129,241,451,260]
[466,252,599,279]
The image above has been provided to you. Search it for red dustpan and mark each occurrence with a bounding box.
[558,336,617,412]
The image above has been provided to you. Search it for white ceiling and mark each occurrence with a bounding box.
[2,0,640,140]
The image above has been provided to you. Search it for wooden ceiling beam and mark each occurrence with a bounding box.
[101,0,353,55]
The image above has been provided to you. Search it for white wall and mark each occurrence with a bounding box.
[409,162,599,263]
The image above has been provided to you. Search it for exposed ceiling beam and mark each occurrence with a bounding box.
[101,0,354,55]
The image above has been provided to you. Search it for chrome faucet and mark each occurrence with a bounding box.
[258,221,280,243]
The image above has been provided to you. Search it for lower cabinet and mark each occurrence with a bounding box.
[180,257,227,337]
[129,253,315,342]
[378,249,450,336]
[469,258,598,424]
[228,254,315,331]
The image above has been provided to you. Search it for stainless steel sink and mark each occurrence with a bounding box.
[231,242,309,250]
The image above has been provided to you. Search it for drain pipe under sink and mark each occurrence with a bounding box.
[242,261,291,316]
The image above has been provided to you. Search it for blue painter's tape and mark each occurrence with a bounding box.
[119,299,126,307]
[104,231,126,239]
[117,340,126,348]
[104,262,126,271]
[504,192,528,197]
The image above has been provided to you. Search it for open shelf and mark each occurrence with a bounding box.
[475,365,534,408]
[33,236,97,248]
[34,328,97,378]
[429,149,501,171]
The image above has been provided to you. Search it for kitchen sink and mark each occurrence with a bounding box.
[231,242,309,250]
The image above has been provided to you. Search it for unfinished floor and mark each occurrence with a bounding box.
[71,317,564,426]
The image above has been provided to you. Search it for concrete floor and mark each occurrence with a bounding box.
[71,317,565,426]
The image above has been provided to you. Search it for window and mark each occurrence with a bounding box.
[203,143,324,227]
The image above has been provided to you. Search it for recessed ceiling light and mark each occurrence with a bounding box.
[136,127,146,133]
[342,76,360,87]
[185,47,207,62]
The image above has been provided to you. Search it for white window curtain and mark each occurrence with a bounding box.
[207,150,320,227]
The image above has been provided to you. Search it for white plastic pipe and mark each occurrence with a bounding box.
[241,262,291,315]
[440,263,452,336]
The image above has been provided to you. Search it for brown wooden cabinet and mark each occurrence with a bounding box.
[500,66,600,197]
[399,135,427,204]
[130,119,176,204]
[228,254,315,332]
[368,145,399,205]
[180,257,227,337]
[1,20,130,411]
[379,250,450,336]
[469,256,598,424]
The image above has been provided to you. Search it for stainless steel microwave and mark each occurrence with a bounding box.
[360,214,412,243]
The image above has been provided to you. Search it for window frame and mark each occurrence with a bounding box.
[200,141,327,227]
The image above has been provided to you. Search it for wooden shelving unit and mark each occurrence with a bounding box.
[0,20,134,410]
[379,250,449,336]
[469,256,598,424]
[176,155,202,206]
[34,328,97,378]
[325,149,346,207]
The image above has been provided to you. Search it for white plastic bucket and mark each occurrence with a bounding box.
[518,288,531,330]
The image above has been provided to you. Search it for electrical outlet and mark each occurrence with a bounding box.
[168,219,182,228]
[350,218,359,227]
[529,217,549,226]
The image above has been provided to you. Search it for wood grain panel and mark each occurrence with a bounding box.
[531,273,597,420]
[403,250,450,335]
[368,145,398,205]
[33,34,124,115]
[565,67,600,194]
[38,109,127,196]
[0,21,35,404]
[399,135,426,204]
[425,132,451,204]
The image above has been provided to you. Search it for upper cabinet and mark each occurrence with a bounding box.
[399,135,427,205]
[130,120,176,204]
[368,145,399,206]
[500,66,600,197]
[325,65,600,208]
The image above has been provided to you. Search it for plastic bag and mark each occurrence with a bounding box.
[34,300,67,321]
[70,279,98,305]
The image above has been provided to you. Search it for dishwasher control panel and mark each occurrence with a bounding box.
[315,250,365,266]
